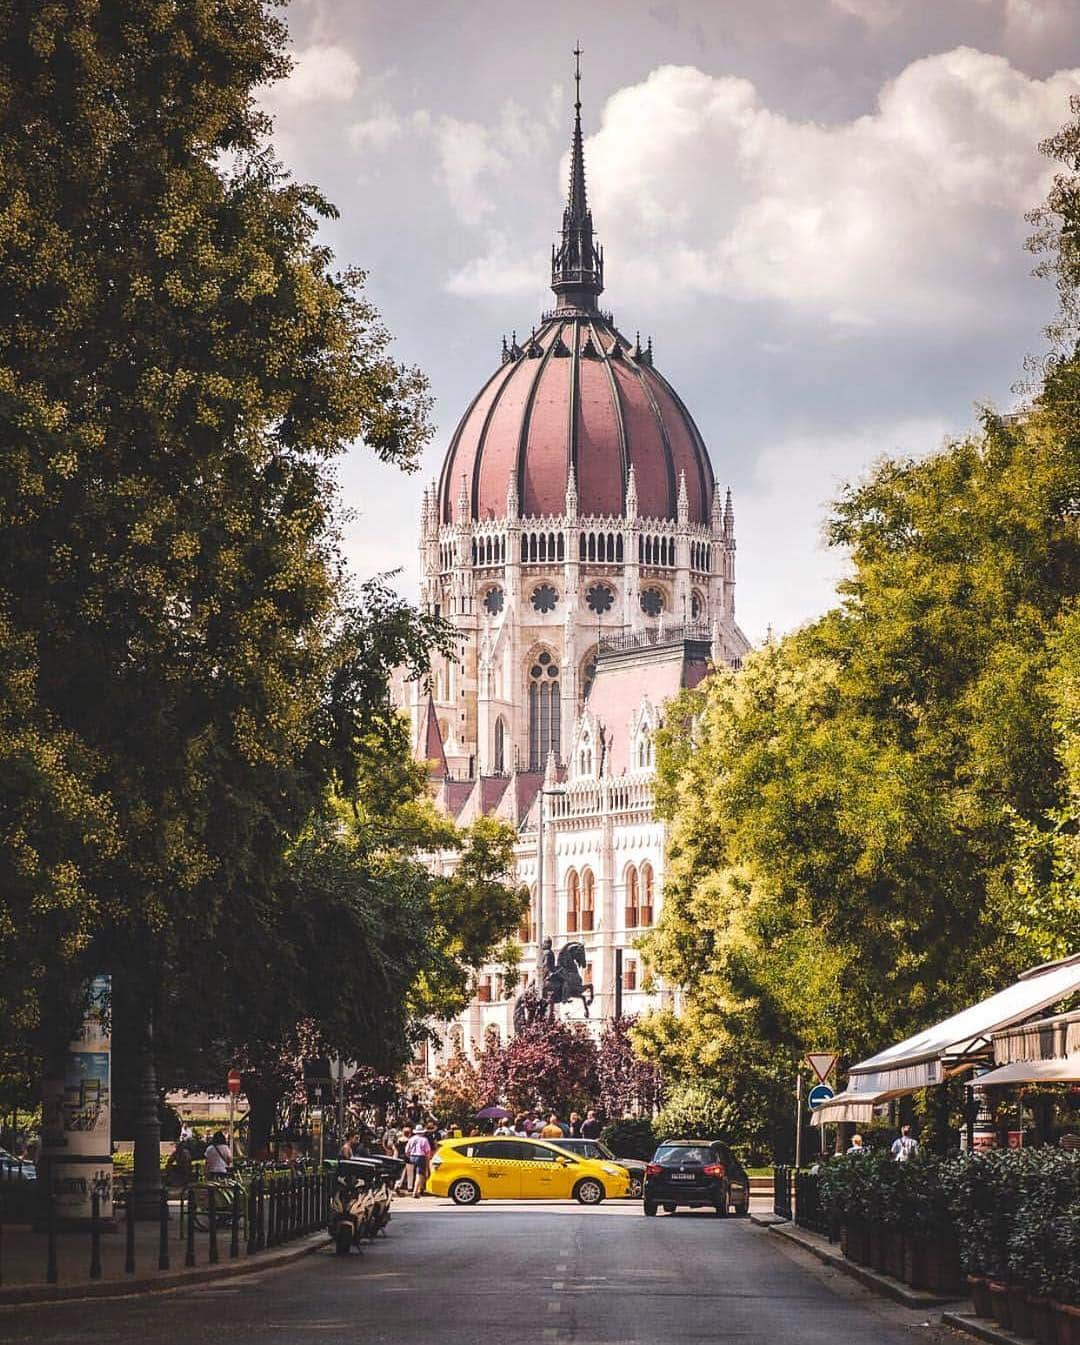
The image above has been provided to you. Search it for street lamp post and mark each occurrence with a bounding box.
[535,786,566,977]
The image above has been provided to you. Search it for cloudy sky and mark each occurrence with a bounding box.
[260,0,1080,642]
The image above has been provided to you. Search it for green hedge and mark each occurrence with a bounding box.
[818,1149,1080,1303]
[600,1117,658,1161]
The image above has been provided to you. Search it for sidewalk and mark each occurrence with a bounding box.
[0,1203,328,1305]
[750,1213,964,1311]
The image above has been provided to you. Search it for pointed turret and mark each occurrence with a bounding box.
[551,45,604,311]
[626,462,638,521]
[723,487,735,542]
[676,470,689,528]
[565,464,578,520]
[506,473,519,522]
[416,689,449,781]
[457,472,470,526]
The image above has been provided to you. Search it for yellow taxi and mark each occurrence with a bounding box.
[428,1135,630,1205]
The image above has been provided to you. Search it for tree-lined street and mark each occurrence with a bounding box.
[0,1204,959,1345]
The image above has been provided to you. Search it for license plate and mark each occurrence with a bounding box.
[670,1173,695,1181]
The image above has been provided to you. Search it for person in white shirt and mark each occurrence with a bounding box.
[204,1131,232,1177]
[891,1125,918,1162]
[494,1120,514,1136]
[404,1129,432,1197]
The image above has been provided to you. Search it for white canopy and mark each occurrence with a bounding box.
[809,1089,890,1126]
[845,953,1080,1097]
[973,1057,1080,1087]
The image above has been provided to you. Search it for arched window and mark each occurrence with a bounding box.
[579,732,593,777]
[623,959,637,991]
[640,863,654,927]
[494,717,506,775]
[528,651,561,769]
[581,868,595,933]
[625,865,639,929]
[520,885,536,944]
[566,869,580,934]
[637,730,653,770]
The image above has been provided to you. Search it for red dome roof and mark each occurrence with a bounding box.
[438,66,715,529]
[438,314,715,526]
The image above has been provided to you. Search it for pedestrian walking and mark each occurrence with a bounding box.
[164,1138,193,1188]
[395,1126,412,1191]
[513,1113,529,1137]
[204,1130,232,1178]
[405,1127,432,1197]
[891,1125,918,1162]
[539,1114,564,1139]
[580,1109,601,1138]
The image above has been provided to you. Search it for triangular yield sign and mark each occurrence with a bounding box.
[806,1052,838,1083]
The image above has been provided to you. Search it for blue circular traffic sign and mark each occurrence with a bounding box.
[808,1084,835,1110]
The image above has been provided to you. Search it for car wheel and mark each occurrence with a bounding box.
[628,1175,643,1199]
[335,1224,354,1256]
[644,1201,658,1217]
[574,1178,605,1206]
[663,1203,676,1214]
[449,1178,481,1206]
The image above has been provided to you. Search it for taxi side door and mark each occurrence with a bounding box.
[519,1140,576,1199]
[470,1140,523,1199]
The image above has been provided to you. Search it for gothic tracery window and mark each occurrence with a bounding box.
[640,587,664,618]
[494,716,506,775]
[586,583,613,615]
[580,868,595,932]
[625,865,639,929]
[566,869,580,934]
[531,584,558,613]
[528,651,560,769]
[484,586,504,615]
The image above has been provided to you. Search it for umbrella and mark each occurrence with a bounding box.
[474,1106,511,1120]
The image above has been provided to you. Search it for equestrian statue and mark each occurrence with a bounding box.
[512,938,595,1033]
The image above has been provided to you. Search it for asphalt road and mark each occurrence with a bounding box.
[0,1199,963,1345]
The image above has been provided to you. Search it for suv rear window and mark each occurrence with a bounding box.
[654,1145,714,1165]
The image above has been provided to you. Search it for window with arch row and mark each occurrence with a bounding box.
[579,532,623,563]
[521,531,565,563]
[519,885,536,944]
[566,868,595,934]
[624,863,654,929]
[691,540,709,571]
[528,651,560,770]
[638,535,675,566]
[472,535,507,566]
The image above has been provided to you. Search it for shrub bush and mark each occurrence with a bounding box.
[654,1082,737,1145]
[601,1117,658,1161]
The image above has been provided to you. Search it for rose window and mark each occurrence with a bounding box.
[484,587,504,615]
[640,587,664,618]
[586,583,614,615]
[531,584,558,614]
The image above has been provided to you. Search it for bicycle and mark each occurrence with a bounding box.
[189,1177,247,1233]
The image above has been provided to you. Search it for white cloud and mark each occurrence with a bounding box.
[735,417,950,641]
[577,51,1078,328]
[262,43,361,108]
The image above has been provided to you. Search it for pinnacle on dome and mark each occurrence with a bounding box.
[550,45,604,311]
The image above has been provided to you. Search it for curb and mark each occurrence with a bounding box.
[760,1219,962,1310]
[941,1311,1030,1345]
[0,1232,329,1308]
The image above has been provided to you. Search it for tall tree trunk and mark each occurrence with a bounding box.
[246,1086,278,1159]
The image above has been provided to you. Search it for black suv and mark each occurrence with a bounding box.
[643,1139,750,1217]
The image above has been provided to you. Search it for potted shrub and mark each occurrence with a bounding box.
[940,1152,1015,1320]
[1007,1151,1080,1342]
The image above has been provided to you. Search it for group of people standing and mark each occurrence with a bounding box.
[493,1109,602,1140]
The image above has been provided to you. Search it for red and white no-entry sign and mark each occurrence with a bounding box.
[227,1068,242,1096]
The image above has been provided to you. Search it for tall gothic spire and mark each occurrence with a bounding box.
[551,45,604,311]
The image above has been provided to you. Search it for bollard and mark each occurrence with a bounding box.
[208,1183,219,1264]
[185,1188,196,1268]
[254,1172,265,1252]
[46,1183,58,1285]
[159,1183,170,1271]
[230,1185,240,1260]
[125,1185,136,1273]
[89,1188,102,1279]
[266,1177,275,1248]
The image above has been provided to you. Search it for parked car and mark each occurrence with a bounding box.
[0,1147,36,1182]
[428,1136,630,1206]
[547,1137,647,1198]
[642,1139,750,1217]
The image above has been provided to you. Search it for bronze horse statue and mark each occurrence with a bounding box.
[512,941,595,1033]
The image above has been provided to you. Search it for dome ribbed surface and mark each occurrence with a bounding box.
[437,312,714,525]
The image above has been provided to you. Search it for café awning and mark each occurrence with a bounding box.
[809,1089,891,1126]
[845,952,1080,1098]
[971,1057,1080,1087]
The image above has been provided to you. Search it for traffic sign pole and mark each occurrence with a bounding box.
[226,1069,241,1156]
[794,1071,802,1169]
